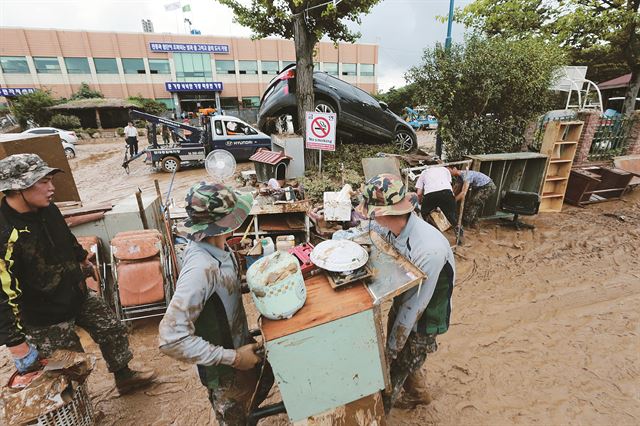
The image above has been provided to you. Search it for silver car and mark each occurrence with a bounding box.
[22,127,79,144]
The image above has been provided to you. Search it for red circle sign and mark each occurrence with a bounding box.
[311,116,331,138]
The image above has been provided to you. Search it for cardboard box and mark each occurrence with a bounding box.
[323,191,351,221]
[0,133,80,202]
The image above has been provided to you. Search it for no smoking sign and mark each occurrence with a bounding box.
[305,111,336,151]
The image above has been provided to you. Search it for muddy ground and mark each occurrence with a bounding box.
[1,131,638,425]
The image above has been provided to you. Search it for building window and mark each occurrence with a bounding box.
[33,57,61,74]
[216,60,236,75]
[174,53,212,81]
[323,62,338,76]
[314,62,319,70]
[64,57,91,74]
[149,59,171,74]
[242,97,260,108]
[122,58,146,74]
[220,97,239,108]
[360,64,375,77]
[238,60,258,75]
[261,61,279,75]
[282,61,295,69]
[342,63,356,76]
[0,56,29,73]
[93,58,119,74]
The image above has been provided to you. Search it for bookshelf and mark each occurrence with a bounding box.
[539,120,583,212]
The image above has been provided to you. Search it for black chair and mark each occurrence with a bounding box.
[499,190,540,230]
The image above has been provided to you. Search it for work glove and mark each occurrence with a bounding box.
[231,342,263,371]
[13,344,42,374]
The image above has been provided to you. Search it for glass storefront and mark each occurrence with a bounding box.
[173,53,212,81]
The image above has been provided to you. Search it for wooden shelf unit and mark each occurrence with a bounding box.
[539,120,584,212]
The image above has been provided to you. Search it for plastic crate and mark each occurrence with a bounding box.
[288,243,316,277]
[37,382,94,426]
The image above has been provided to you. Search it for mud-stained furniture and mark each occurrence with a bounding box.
[539,120,583,212]
[565,166,633,206]
[110,229,173,321]
[467,152,548,218]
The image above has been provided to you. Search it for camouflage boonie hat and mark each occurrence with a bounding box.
[0,153,62,192]
[356,173,419,218]
[184,182,253,240]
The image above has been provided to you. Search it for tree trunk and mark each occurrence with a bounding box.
[293,12,318,169]
[622,69,639,115]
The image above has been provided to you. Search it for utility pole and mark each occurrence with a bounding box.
[436,0,455,158]
[444,0,454,51]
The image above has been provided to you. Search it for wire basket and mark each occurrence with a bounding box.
[35,382,94,426]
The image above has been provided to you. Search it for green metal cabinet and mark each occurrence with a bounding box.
[466,152,548,218]
[261,275,387,423]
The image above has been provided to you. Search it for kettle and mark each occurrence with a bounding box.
[246,251,306,320]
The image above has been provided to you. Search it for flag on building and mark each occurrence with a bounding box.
[182,4,191,12]
[164,2,180,11]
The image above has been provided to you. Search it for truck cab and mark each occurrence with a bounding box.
[132,110,271,172]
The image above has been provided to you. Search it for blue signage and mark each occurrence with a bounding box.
[0,88,35,97]
[150,42,229,53]
[165,82,223,92]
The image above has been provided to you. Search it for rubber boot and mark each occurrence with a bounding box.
[114,367,156,395]
[401,370,432,406]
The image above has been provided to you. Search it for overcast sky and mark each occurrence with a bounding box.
[0,0,468,91]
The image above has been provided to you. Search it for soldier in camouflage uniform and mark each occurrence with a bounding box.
[357,174,455,413]
[0,154,154,394]
[159,182,273,425]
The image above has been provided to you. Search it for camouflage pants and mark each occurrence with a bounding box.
[383,331,438,413]
[463,182,496,226]
[25,292,133,373]
[207,363,274,426]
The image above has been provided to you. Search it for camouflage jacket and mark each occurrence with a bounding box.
[383,213,456,358]
[158,240,249,373]
[0,200,88,347]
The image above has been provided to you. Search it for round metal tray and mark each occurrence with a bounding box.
[310,239,369,273]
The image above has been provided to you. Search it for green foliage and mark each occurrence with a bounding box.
[217,0,381,44]
[374,83,421,115]
[218,0,382,164]
[85,128,98,136]
[128,96,167,116]
[116,127,125,137]
[301,142,408,202]
[456,0,640,112]
[407,36,565,160]
[9,90,55,128]
[71,82,104,100]
[299,175,337,204]
[49,114,81,130]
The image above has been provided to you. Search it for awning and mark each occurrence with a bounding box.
[598,73,631,90]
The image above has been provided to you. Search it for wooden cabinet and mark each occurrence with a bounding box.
[233,199,311,242]
[539,121,583,212]
[565,167,633,206]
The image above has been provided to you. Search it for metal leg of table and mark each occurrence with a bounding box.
[253,215,260,240]
[305,214,310,242]
[247,402,286,426]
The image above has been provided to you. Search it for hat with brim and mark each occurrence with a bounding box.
[356,173,419,218]
[0,153,62,192]
[183,182,254,241]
